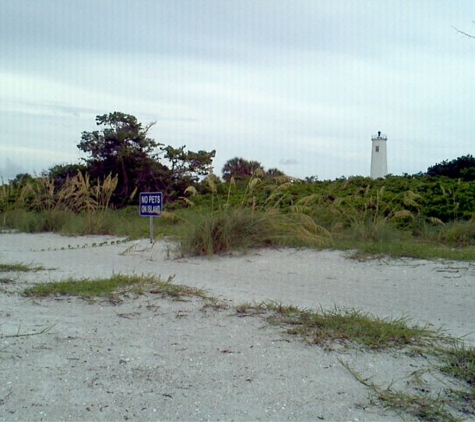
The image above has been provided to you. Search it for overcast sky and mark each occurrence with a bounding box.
[1,1,474,181]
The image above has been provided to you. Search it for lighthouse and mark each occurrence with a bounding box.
[370,131,388,179]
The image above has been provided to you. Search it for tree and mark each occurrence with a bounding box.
[162,145,215,186]
[222,157,263,183]
[77,112,216,206]
[265,168,285,179]
[426,154,475,181]
[78,112,162,205]
[9,173,35,189]
[46,163,87,190]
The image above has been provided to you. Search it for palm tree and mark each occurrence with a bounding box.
[222,157,263,183]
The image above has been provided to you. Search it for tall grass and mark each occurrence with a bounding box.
[1,172,118,234]
[176,171,333,256]
[176,208,332,256]
[327,186,414,242]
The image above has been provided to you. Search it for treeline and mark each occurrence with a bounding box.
[9,112,216,208]
[2,112,475,223]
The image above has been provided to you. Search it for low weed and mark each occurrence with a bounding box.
[342,239,475,262]
[438,343,475,393]
[0,263,45,272]
[1,324,55,339]
[237,301,475,419]
[340,360,461,422]
[238,302,444,351]
[0,207,181,239]
[23,274,208,301]
[342,343,475,421]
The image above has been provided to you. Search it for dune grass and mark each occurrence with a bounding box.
[336,238,475,262]
[23,274,208,302]
[340,359,462,422]
[4,206,475,261]
[438,343,475,396]
[174,208,333,256]
[235,302,446,351]
[342,344,475,422]
[0,263,45,272]
[235,301,474,421]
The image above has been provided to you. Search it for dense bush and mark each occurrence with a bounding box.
[427,154,475,181]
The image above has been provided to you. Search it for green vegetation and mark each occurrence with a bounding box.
[3,170,475,260]
[175,208,331,256]
[235,302,444,351]
[343,343,475,422]
[1,111,475,260]
[439,343,475,394]
[341,360,462,422]
[427,154,475,181]
[77,112,215,207]
[235,301,474,421]
[23,274,208,301]
[0,263,45,272]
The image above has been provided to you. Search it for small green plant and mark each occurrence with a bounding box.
[346,240,475,262]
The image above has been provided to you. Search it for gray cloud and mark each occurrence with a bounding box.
[2,100,100,118]
[0,158,25,181]
[279,159,300,166]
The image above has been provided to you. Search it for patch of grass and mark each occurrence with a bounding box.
[237,301,475,419]
[437,343,475,415]
[439,343,475,388]
[335,238,475,262]
[340,360,461,422]
[0,263,45,272]
[147,278,209,301]
[238,302,444,351]
[23,274,208,301]
[439,220,475,247]
[0,207,182,239]
[331,326,475,420]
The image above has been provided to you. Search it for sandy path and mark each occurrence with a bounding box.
[1,233,474,421]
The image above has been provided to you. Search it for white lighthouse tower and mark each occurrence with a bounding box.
[370,131,388,179]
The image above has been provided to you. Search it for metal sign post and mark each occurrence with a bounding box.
[139,192,163,243]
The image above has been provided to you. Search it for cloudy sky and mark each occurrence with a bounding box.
[1,1,474,181]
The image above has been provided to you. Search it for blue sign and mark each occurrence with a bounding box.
[139,192,163,217]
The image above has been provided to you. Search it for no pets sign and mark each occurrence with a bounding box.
[139,192,163,217]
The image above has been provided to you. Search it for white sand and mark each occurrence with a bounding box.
[1,233,474,421]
